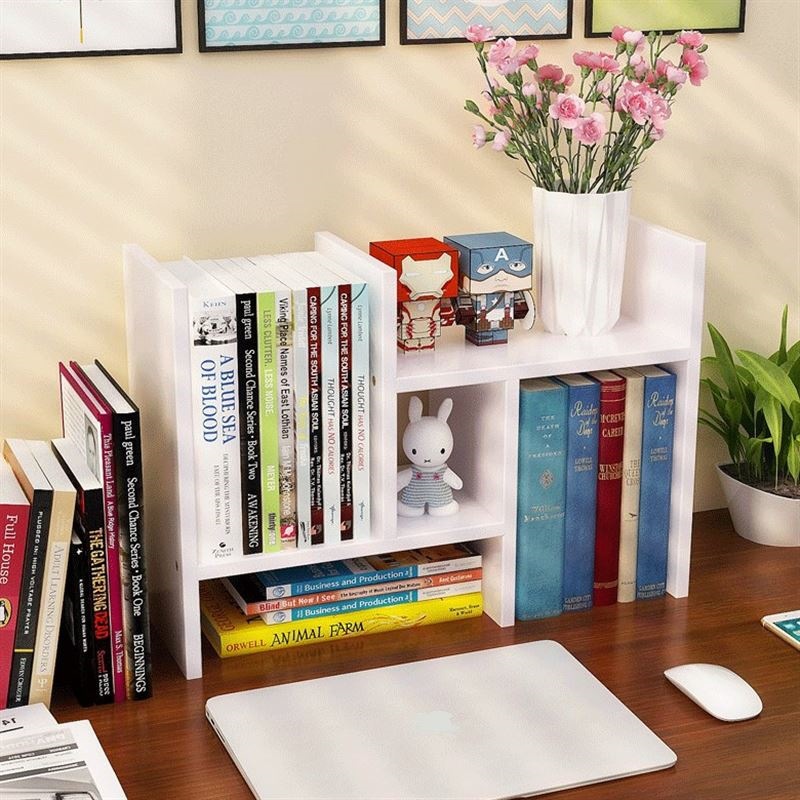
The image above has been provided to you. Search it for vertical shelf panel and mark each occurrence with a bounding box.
[123,246,203,680]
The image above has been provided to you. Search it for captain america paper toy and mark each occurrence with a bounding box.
[444,232,536,346]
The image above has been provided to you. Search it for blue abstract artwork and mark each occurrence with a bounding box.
[402,0,571,43]
[201,0,385,51]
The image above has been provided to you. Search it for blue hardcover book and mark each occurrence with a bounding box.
[515,377,568,620]
[254,543,481,599]
[636,366,677,599]
[555,374,600,612]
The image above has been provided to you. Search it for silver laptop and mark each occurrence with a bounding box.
[206,640,676,800]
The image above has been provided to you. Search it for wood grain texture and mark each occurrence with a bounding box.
[51,510,800,799]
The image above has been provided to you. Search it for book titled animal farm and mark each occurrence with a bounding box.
[200,579,483,657]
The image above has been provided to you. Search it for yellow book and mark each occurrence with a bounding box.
[200,579,482,657]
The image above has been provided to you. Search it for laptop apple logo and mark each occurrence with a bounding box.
[414,710,458,735]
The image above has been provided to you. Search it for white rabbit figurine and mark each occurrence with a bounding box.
[397,396,463,517]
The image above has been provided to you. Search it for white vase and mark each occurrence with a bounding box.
[532,187,631,336]
[717,465,800,547]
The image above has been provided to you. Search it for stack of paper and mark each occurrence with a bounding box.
[0,704,126,798]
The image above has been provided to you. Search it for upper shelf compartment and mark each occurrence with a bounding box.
[396,218,706,393]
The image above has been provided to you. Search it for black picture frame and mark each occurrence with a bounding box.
[198,0,386,53]
[400,0,573,45]
[585,0,746,38]
[0,0,182,61]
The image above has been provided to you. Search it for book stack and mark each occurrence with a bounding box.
[160,252,370,561]
[200,543,483,656]
[53,359,153,705]
[1,438,77,709]
[515,365,677,620]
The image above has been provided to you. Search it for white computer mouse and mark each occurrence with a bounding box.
[664,663,763,722]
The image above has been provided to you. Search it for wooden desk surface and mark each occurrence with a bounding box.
[51,509,800,799]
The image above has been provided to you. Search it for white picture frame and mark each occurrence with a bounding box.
[0,0,182,60]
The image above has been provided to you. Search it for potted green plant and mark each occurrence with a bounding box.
[699,305,800,546]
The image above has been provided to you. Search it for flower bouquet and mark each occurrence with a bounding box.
[464,25,709,335]
[465,25,708,192]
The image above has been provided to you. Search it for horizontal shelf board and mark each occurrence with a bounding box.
[197,519,504,582]
[396,316,691,392]
[395,497,505,546]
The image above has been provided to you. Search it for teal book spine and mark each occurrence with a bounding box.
[557,377,600,612]
[515,378,568,620]
[636,368,677,599]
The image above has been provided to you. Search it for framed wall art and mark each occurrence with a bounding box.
[199,0,385,52]
[0,0,182,60]
[401,0,573,45]
[585,0,746,37]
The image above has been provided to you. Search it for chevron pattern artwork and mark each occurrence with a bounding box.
[202,0,383,50]
[403,1,570,43]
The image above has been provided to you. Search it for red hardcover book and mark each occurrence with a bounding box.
[0,459,30,707]
[589,371,626,606]
[58,362,126,703]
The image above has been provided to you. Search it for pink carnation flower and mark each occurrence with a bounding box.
[517,44,540,65]
[465,24,494,43]
[629,53,648,80]
[472,125,487,149]
[488,38,519,74]
[676,30,704,49]
[573,50,620,73]
[616,81,657,125]
[537,64,564,83]
[492,130,510,151]
[522,81,543,107]
[657,58,688,86]
[611,25,644,47]
[574,112,607,145]
[681,49,709,86]
[548,92,585,129]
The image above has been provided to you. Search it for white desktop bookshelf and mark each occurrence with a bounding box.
[123,218,705,680]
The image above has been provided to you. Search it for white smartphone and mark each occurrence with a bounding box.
[761,610,800,651]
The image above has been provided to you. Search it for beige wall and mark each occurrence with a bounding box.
[1,1,798,510]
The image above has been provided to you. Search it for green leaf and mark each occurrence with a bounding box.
[756,391,783,465]
[788,438,800,483]
[464,100,480,113]
[778,304,788,364]
[737,350,800,413]
[791,402,800,436]
[785,339,800,364]
[787,353,800,394]
[707,323,748,407]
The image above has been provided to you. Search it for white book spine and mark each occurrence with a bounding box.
[291,289,312,548]
[320,285,341,542]
[617,370,644,603]
[186,289,243,562]
[350,282,371,538]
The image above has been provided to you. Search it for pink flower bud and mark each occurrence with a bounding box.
[492,130,510,151]
[471,125,487,149]
[465,24,495,43]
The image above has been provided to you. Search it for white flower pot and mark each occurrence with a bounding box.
[717,465,800,547]
[532,187,631,336]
